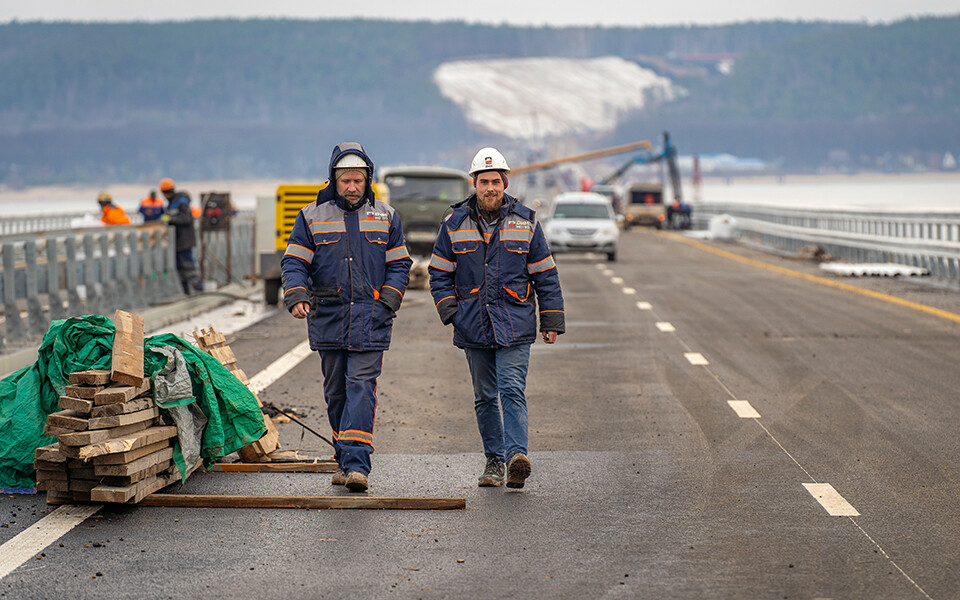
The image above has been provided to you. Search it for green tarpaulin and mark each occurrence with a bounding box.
[0,315,266,490]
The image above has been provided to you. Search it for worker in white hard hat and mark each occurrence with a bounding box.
[429,146,565,489]
[281,142,412,493]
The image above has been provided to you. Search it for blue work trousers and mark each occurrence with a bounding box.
[319,350,382,476]
[175,248,201,293]
[463,344,531,461]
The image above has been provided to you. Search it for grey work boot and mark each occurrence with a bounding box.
[345,471,368,492]
[478,456,505,487]
[331,468,346,486]
[506,452,531,488]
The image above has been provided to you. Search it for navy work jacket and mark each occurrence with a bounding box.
[428,194,564,349]
[281,145,412,351]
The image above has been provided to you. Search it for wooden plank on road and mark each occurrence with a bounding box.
[210,461,337,473]
[138,494,466,510]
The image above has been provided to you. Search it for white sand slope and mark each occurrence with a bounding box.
[433,56,684,139]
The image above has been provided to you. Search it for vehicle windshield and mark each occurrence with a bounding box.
[383,175,467,202]
[552,203,611,219]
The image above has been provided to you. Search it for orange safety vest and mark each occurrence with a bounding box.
[101,205,132,225]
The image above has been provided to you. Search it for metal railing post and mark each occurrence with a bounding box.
[47,236,66,321]
[2,242,27,343]
[25,239,48,336]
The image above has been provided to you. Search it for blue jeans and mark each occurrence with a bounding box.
[319,350,383,476]
[463,344,531,461]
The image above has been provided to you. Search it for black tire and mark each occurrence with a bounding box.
[264,278,280,305]
[607,251,617,262]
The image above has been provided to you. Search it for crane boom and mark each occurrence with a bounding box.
[510,140,652,174]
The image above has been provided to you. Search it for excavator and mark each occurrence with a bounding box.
[593,131,687,229]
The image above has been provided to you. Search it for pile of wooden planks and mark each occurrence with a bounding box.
[37,368,180,505]
[193,326,280,461]
[36,310,182,505]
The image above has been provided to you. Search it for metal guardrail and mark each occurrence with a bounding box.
[0,214,255,350]
[0,212,144,235]
[693,203,960,280]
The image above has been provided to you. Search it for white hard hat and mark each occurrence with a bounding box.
[334,154,369,171]
[469,147,510,176]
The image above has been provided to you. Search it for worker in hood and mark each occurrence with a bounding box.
[281,142,412,493]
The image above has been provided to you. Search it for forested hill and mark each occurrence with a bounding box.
[0,16,956,184]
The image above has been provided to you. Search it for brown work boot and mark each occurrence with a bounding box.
[345,471,368,492]
[478,457,504,487]
[331,468,346,486]
[506,452,531,488]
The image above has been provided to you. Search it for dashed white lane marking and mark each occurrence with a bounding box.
[595,263,606,270]
[803,483,860,517]
[622,287,636,295]
[0,504,102,581]
[247,339,314,394]
[684,352,709,365]
[655,322,676,332]
[636,301,652,310]
[728,400,761,418]
[611,276,624,285]
[602,269,615,276]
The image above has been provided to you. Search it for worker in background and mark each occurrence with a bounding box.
[97,192,131,225]
[429,147,564,489]
[158,177,202,294]
[281,142,412,493]
[138,190,165,222]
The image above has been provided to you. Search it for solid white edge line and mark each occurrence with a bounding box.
[636,302,652,310]
[684,352,709,365]
[246,339,315,394]
[0,504,102,581]
[803,483,860,517]
[727,400,761,418]
[655,322,676,332]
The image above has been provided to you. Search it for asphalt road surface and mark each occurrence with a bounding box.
[3,229,960,599]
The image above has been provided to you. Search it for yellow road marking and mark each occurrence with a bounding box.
[663,232,960,325]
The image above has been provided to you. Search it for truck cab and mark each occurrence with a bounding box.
[621,182,666,229]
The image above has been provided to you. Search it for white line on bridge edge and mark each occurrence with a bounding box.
[0,505,102,580]
[803,483,860,516]
[727,400,761,418]
[655,322,676,332]
[636,302,652,310]
[684,352,709,365]
[622,287,636,295]
[247,339,315,394]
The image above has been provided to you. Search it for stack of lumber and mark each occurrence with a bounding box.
[193,326,280,461]
[36,310,181,505]
[37,369,180,504]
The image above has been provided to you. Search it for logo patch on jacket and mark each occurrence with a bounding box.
[504,218,532,230]
[366,209,390,221]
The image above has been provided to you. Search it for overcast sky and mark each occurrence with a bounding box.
[2,0,958,27]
